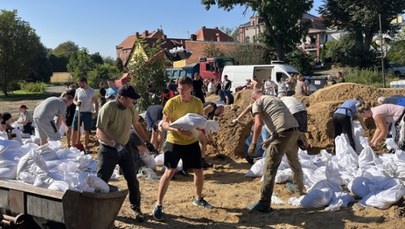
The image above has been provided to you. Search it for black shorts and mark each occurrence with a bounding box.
[293,111,308,133]
[163,141,202,169]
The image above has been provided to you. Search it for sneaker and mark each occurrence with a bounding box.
[247,202,272,213]
[152,205,164,221]
[134,210,145,223]
[192,197,212,209]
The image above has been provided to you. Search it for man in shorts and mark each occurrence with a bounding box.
[72,77,99,151]
[33,94,73,145]
[152,76,212,221]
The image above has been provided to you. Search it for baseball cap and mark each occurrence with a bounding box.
[118,85,140,100]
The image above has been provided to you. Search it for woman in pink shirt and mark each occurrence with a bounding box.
[360,103,405,149]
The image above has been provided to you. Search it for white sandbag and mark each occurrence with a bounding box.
[137,167,160,179]
[155,153,164,166]
[0,166,17,179]
[0,131,8,140]
[347,177,373,198]
[395,149,405,161]
[48,180,69,192]
[83,174,109,193]
[300,188,334,209]
[245,158,264,177]
[204,120,220,134]
[0,140,23,155]
[361,184,405,209]
[139,152,156,171]
[16,150,49,184]
[169,113,207,131]
[358,146,376,169]
[275,169,292,183]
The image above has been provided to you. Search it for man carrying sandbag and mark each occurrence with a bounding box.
[152,76,212,221]
[247,89,305,213]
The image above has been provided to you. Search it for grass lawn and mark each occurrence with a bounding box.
[0,90,60,101]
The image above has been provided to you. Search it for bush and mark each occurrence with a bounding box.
[345,69,385,87]
[19,81,47,93]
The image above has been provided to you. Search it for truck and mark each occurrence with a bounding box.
[221,61,300,92]
[166,56,235,80]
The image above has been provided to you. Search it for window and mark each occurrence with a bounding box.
[246,36,250,43]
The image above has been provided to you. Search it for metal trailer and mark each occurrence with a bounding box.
[0,180,128,229]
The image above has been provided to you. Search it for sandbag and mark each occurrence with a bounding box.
[300,188,334,209]
[169,113,207,131]
[361,184,405,209]
[347,177,373,198]
[245,158,264,177]
[139,152,156,171]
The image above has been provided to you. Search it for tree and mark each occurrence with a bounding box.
[319,0,405,67]
[27,42,52,83]
[91,52,104,65]
[202,0,313,61]
[128,40,168,111]
[87,63,120,88]
[203,43,225,57]
[50,41,79,72]
[387,40,405,65]
[0,10,44,96]
[67,48,95,81]
[227,44,274,65]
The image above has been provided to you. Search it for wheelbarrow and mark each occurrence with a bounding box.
[0,179,128,229]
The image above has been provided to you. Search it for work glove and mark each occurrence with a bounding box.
[247,143,257,156]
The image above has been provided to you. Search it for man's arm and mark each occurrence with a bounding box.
[96,127,116,147]
[92,96,99,114]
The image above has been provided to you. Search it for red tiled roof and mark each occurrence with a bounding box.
[194,26,234,42]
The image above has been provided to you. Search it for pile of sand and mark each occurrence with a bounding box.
[207,84,405,158]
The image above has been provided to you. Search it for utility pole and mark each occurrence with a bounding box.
[379,14,386,88]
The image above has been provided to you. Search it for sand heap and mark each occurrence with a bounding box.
[208,84,405,158]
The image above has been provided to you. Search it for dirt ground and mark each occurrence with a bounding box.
[2,83,405,228]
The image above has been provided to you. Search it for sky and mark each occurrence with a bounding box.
[1,0,322,58]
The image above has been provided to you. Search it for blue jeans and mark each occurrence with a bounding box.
[97,141,142,211]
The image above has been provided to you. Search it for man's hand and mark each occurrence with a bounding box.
[247,143,256,156]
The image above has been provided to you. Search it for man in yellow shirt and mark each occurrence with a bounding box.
[152,76,212,221]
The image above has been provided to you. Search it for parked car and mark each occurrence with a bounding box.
[387,62,405,76]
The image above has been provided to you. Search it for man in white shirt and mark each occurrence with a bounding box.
[72,77,99,151]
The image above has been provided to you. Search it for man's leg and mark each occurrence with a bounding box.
[156,168,177,206]
[283,131,305,194]
[193,168,204,199]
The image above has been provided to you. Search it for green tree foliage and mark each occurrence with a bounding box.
[203,43,225,57]
[27,43,52,82]
[319,0,405,67]
[387,40,405,65]
[322,34,377,67]
[67,48,96,81]
[116,58,124,72]
[87,63,120,88]
[285,49,313,75]
[227,44,274,65]
[0,10,45,96]
[219,26,239,41]
[128,40,168,111]
[91,52,104,65]
[202,0,313,61]
[50,41,79,72]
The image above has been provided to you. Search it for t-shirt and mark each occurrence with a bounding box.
[163,95,203,145]
[334,99,359,118]
[146,105,163,129]
[33,97,67,121]
[75,87,96,112]
[371,104,405,123]
[96,101,139,145]
[252,96,298,133]
[280,97,306,114]
[18,111,33,123]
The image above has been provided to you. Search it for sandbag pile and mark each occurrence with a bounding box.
[246,122,405,210]
[0,139,108,193]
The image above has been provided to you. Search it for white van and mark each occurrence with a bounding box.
[221,63,300,92]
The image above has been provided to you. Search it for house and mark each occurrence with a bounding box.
[115,29,187,67]
[238,13,336,62]
[116,27,236,68]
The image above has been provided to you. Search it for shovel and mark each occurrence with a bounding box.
[74,102,85,152]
